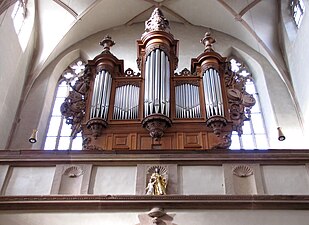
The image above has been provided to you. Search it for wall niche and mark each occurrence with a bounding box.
[51,164,92,194]
[223,164,264,195]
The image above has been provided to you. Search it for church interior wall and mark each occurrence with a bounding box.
[1,162,309,196]
[280,0,309,139]
[1,209,309,225]
[0,0,35,149]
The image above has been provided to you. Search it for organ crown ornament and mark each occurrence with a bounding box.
[61,8,255,150]
[144,8,170,34]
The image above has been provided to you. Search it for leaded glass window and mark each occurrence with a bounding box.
[44,59,85,150]
[11,0,27,34]
[291,0,305,28]
[229,58,269,150]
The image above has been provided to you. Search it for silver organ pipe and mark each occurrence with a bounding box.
[113,84,140,120]
[144,49,170,117]
[175,83,201,119]
[202,68,224,118]
[90,70,112,120]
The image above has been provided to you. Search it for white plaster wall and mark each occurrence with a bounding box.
[93,166,136,195]
[1,210,309,225]
[179,166,224,194]
[262,165,309,195]
[0,0,35,149]
[5,167,55,195]
[173,210,309,225]
[280,0,309,139]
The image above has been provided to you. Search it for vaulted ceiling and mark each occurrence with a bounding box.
[2,0,285,81]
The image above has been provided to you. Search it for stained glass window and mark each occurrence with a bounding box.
[44,59,85,150]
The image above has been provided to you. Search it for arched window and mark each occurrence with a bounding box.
[44,59,85,150]
[290,0,305,28]
[229,58,269,150]
[11,0,27,35]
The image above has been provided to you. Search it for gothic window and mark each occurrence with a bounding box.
[290,0,305,28]
[11,0,27,34]
[44,59,85,150]
[229,58,269,150]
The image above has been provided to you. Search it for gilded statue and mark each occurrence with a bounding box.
[146,167,167,195]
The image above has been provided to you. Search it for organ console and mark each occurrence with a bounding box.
[61,8,255,150]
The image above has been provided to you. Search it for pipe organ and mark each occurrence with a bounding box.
[61,8,255,150]
[203,68,224,118]
[113,84,140,120]
[90,70,112,120]
[144,49,170,117]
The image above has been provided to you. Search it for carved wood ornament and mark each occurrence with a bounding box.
[61,8,255,150]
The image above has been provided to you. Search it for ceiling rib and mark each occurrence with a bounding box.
[239,0,261,17]
[53,0,78,18]
[0,0,17,16]
[217,0,303,132]
[161,5,193,25]
[125,6,155,26]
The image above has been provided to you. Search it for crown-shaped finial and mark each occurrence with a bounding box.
[201,32,216,52]
[144,8,170,34]
[99,35,115,52]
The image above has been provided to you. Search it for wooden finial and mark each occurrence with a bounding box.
[201,32,216,52]
[99,35,115,51]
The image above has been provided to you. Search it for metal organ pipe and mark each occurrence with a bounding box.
[202,68,224,118]
[175,83,201,119]
[90,70,112,120]
[113,85,140,120]
[144,49,170,117]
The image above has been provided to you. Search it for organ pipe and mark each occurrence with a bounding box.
[144,49,170,117]
[113,85,140,120]
[90,70,112,120]
[175,84,201,119]
[202,68,224,118]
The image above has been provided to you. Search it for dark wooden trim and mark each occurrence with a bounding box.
[1,149,309,166]
[0,195,309,210]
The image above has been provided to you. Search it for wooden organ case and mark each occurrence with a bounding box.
[61,8,255,151]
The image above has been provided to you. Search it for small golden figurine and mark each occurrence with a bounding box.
[146,167,167,195]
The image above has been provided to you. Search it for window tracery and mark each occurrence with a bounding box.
[44,59,85,150]
[11,0,27,34]
[228,58,269,150]
[290,0,305,28]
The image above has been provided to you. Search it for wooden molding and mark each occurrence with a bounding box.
[1,149,309,165]
[1,195,309,210]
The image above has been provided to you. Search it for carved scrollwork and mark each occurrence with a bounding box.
[206,116,227,137]
[174,68,197,77]
[142,114,172,140]
[145,44,170,59]
[224,63,256,135]
[86,118,108,139]
[124,68,141,77]
[210,133,232,149]
[116,81,140,87]
[60,69,90,138]
[175,80,199,86]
